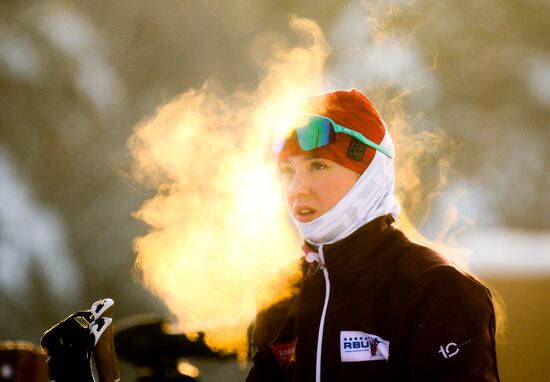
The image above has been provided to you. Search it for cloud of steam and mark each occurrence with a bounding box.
[373,93,473,267]
[329,1,437,98]
[128,16,329,360]
[129,6,487,358]
[327,2,464,258]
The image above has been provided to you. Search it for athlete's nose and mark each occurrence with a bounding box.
[286,169,310,198]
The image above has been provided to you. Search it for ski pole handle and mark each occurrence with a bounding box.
[92,302,120,382]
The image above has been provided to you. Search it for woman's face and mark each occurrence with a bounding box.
[278,154,361,223]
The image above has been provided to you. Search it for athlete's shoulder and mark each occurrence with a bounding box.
[393,240,492,309]
[392,238,447,279]
[394,239,483,291]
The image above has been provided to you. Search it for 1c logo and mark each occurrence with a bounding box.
[438,342,459,359]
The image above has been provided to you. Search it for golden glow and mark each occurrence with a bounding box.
[128,16,328,362]
[177,359,200,378]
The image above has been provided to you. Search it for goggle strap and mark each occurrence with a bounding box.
[273,113,393,159]
[332,123,393,159]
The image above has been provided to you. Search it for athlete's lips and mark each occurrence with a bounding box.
[293,205,317,223]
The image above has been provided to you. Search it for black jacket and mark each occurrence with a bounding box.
[247,215,500,381]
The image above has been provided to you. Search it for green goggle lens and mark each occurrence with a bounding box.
[295,117,333,151]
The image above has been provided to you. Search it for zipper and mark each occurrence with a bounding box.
[312,262,324,276]
[315,245,330,382]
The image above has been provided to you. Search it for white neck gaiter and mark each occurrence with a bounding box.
[289,130,401,245]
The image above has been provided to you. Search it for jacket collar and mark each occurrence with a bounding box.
[304,214,401,275]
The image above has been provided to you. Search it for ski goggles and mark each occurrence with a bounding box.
[272,113,393,159]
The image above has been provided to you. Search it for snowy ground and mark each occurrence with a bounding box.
[459,228,550,276]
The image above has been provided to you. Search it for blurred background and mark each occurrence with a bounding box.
[0,0,548,381]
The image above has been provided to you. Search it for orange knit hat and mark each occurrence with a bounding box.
[278,89,386,174]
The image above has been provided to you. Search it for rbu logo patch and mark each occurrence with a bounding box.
[340,331,390,362]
